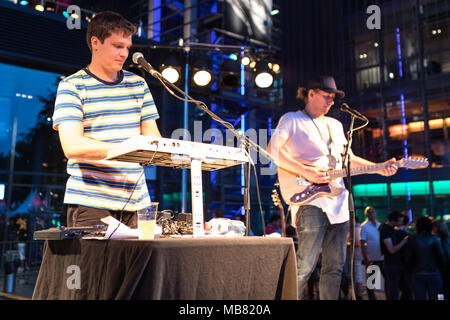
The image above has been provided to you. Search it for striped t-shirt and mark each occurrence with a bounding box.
[53,68,159,211]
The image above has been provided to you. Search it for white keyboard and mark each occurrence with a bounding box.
[106,136,248,170]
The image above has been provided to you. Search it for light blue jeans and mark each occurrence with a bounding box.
[295,205,349,300]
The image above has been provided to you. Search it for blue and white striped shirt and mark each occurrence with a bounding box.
[53,68,159,211]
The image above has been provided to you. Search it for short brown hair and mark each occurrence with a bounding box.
[86,11,136,52]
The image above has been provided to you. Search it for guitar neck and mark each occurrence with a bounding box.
[329,161,401,179]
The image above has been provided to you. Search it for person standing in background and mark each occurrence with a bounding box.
[379,210,409,300]
[405,217,445,300]
[432,219,449,300]
[360,206,384,300]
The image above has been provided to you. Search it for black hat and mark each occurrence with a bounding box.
[307,76,345,99]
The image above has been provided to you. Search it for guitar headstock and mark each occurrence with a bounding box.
[398,156,429,169]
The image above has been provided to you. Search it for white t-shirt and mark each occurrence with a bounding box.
[272,110,350,224]
[359,220,384,261]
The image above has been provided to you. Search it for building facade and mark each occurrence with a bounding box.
[280,0,450,222]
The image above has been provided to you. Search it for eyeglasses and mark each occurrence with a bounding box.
[317,92,335,101]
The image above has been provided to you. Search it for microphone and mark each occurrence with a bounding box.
[132,52,161,78]
[340,103,368,121]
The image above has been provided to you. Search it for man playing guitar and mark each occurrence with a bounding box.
[267,76,398,300]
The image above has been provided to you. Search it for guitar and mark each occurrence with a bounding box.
[278,156,429,206]
[271,188,286,237]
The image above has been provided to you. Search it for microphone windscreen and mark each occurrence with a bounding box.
[132,52,143,64]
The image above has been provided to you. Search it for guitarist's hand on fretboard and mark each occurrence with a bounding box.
[377,157,398,177]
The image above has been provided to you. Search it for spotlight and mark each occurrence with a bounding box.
[229,53,238,61]
[19,0,29,5]
[62,11,70,18]
[255,72,274,88]
[249,60,257,69]
[45,1,56,12]
[272,63,280,73]
[159,55,182,84]
[35,3,44,11]
[254,63,274,88]
[161,65,181,84]
[220,59,241,89]
[192,68,213,87]
[220,72,240,89]
[241,56,250,66]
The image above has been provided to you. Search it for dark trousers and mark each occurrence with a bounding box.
[383,264,403,300]
[412,272,443,300]
[66,204,137,228]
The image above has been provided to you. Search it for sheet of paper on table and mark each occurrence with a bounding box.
[82,216,163,240]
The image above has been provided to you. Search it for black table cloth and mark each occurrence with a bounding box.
[32,236,297,300]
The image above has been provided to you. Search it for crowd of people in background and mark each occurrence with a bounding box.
[265,205,449,300]
[0,214,53,271]
[358,206,449,300]
[352,207,448,300]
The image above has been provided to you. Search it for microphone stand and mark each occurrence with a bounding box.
[142,67,279,236]
[342,113,368,301]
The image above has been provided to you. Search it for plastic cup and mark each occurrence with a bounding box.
[137,202,159,240]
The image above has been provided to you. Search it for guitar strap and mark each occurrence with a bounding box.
[303,110,339,169]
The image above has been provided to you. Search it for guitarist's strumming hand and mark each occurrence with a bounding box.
[301,165,331,184]
[378,157,398,177]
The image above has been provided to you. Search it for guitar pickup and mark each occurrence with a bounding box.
[296,176,310,186]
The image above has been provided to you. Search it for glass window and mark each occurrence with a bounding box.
[0,62,65,214]
[354,41,379,69]
[355,66,380,90]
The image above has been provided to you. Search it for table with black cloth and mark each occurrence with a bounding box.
[32,236,298,300]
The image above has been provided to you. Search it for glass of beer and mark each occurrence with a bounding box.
[137,202,159,240]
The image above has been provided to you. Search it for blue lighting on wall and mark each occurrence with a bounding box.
[396,27,412,210]
[152,0,161,41]
[241,114,245,196]
[396,28,403,78]
[240,51,245,96]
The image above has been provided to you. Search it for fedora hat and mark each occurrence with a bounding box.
[307,76,345,99]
